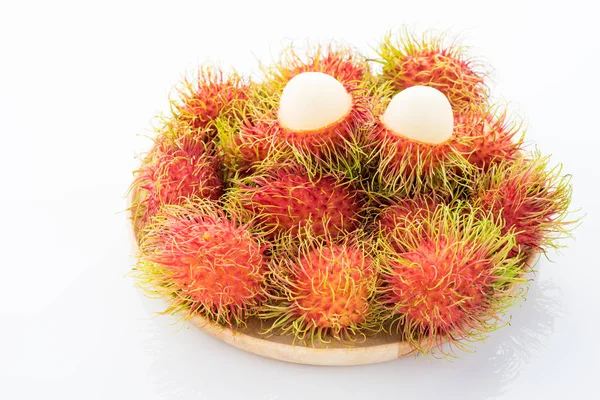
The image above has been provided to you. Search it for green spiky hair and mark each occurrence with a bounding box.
[134,197,268,327]
[376,204,528,354]
[260,228,379,345]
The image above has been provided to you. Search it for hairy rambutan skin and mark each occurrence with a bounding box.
[376,205,524,354]
[377,195,439,235]
[172,67,248,141]
[228,164,363,240]
[474,153,574,257]
[376,29,488,113]
[130,133,222,232]
[366,117,471,197]
[265,44,370,89]
[135,199,268,326]
[262,232,378,344]
[453,106,524,170]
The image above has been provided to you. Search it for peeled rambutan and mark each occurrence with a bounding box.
[474,153,573,257]
[173,67,248,141]
[136,199,267,326]
[376,29,487,113]
[130,133,222,232]
[256,46,373,161]
[377,205,524,353]
[453,106,524,170]
[229,163,363,239]
[262,232,377,343]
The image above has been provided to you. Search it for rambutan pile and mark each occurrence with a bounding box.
[130,28,577,357]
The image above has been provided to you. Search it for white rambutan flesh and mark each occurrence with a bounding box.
[381,85,454,145]
[277,72,352,132]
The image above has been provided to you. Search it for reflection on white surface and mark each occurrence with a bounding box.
[133,274,564,400]
[443,277,563,400]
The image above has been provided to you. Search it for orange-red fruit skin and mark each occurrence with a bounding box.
[382,48,486,112]
[176,70,248,135]
[290,245,375,330]
[148,213,267,322]
[478,165,565,257]
[133,137,222,228]
[378,196,439,233]
[370,120,457,177]
[239,167,362,238]
[382,238,494,343]
[453,111,522,170]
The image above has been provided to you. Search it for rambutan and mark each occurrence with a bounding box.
[376,29,488,113]
[135,199,268,326]
[173,67,248,141]
[453,106,524,170]
[253,46,373,163]
[262,232,377,343]
[266,44,369,89]
[218,113,287,174]
[367,116,468,197]
[228,163,363,240]
[377,194,439,234]
[376,205,524,353]
[129,133,222,232]
[474,153,573,257]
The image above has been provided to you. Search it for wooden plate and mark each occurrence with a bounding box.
[186,251,537,366]
[129,185,538,365]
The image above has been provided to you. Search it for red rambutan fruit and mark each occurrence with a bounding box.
[218,115,288,174]
[377,195,440,234]
[475,153,574,257]
[173,67,248,141]
[267,44,369,88]
[136,199,268,326]
[262,232,377,343]
[130,133,222,232]
[229,164,363,239]
[376,29,488,113]
[453,106,524,170]
[377,205,524,353]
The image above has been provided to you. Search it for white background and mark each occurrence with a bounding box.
[1,1,599,399]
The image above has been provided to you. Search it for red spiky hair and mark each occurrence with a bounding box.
[229,163,363,239]
[377,205,524,354]
[377,29,488,112]
[174,67,248,140]
[263,232,377,343]
[136,199,268,326]
[130,133,222,233]
[476,153,573,257]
